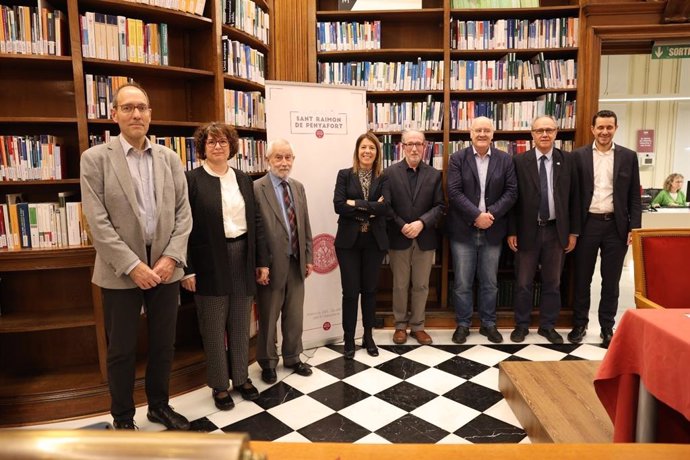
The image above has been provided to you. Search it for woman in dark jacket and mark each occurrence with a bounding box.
[182,122,269,410]
[333,132,390,360]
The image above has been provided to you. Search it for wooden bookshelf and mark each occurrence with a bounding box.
[310,0,580,327]
[0,0,271,426]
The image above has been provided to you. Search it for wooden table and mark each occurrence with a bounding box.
[594,308,690,442]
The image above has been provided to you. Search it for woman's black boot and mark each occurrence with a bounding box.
[344,337,355,360]
[362,328,379,357]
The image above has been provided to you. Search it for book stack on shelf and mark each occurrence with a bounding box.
[0,135,64,181]
[451,0,540,7]
[79,12,169,65]
[223,0,270,45]
[318,59,444,91]
[367,99,443,133]
[123,0,208,16]
[0,192,88,251]
[316,19,381,51]
[221,37,266,84]
[0,3,66,55]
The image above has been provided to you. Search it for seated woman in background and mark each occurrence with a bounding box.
[651,173,686,207]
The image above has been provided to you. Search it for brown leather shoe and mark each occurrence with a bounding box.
[410,330,433,345]
[392,329,407,344]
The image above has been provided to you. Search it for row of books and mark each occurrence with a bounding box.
[449,94,576,131]
[449,56,576,91]
[123,0,207,16]
[0,194,88,250]
[224,89,266,129]
[89,130,267,174]
[0,3,65,56]
[231,138,267,173]
[316,20,381,51]
[85,74,135,119]
[318,59,444,92]
[450,17,578,50]
[0,135,63,182]
[451,0,540,9]
[379,136,444,170]
[223,0,270,45]
[367,100,443,132]
[449,139,575,156]
[221,37,266,84]
[80,13,169,65]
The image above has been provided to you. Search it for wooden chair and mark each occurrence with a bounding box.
[632,228,690,309]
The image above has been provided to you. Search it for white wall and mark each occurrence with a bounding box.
[599,55,690,189]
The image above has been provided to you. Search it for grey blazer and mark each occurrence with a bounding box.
[254,174,313,284]
[80,136,192,289]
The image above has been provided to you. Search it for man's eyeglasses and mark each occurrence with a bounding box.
[403,142,425,149]
[117,104,150,114]
[532,128,557,135]
[206,139,229,147]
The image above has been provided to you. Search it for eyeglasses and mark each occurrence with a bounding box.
[532,128,557,135]
[403,142,425,149]
[117,104,150,114]
[206,139,229,147]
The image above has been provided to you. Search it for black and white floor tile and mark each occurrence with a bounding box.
[27,263,630,444]
[28,330,608,444]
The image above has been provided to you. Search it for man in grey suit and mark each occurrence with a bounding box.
[80,83,192,430]
[254,138,313,384]
[386,129,444,345]
[507,116,580,344]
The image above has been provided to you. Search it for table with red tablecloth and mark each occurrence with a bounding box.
[594,308,690,443]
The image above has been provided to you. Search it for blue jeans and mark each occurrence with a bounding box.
[450,231,502,327]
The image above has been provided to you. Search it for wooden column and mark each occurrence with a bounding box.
[271,0,313,82]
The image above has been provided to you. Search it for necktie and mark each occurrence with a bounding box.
[539,155,550,221]
[281,181,299,256]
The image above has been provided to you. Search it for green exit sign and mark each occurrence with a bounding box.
[652,44,690,60]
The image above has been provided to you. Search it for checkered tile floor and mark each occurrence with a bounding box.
[32,329,609,444]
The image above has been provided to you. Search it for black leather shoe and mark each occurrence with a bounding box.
[113,419,138,430]
[510,327,529,343]
[212,389,235,410]
[261,368,277,384]
[147,405,190,431]
[286,361,313,376]
[479,325,503,343]
[452,326,470,344]
[600,327,614,348]
[362,337,379,357]
[344,339,355,360]
[538,327,564,344]
[568,325,587,344]
[233,380,259,401]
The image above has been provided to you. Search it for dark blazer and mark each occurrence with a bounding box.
[508,148,581,250]
[385,159,445,251]
[446,146,518,245]
[572,144,642,241]
[185,166,269,296]
[333,168,390,250]
[254,173,313,282]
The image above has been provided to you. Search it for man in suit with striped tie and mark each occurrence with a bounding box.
[254,139,314,384]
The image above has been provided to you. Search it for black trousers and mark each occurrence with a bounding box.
[513,224,565,329]
[336,232,386,340]
[102,281,179,422]
[572,217,628,329]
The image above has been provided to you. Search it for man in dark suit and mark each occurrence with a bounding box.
[254,138,313,384]
[386,130,445,345]
[568,110,641,347]
[507,116,580,344]
[80,83,192,430]
[447,116,518,344]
